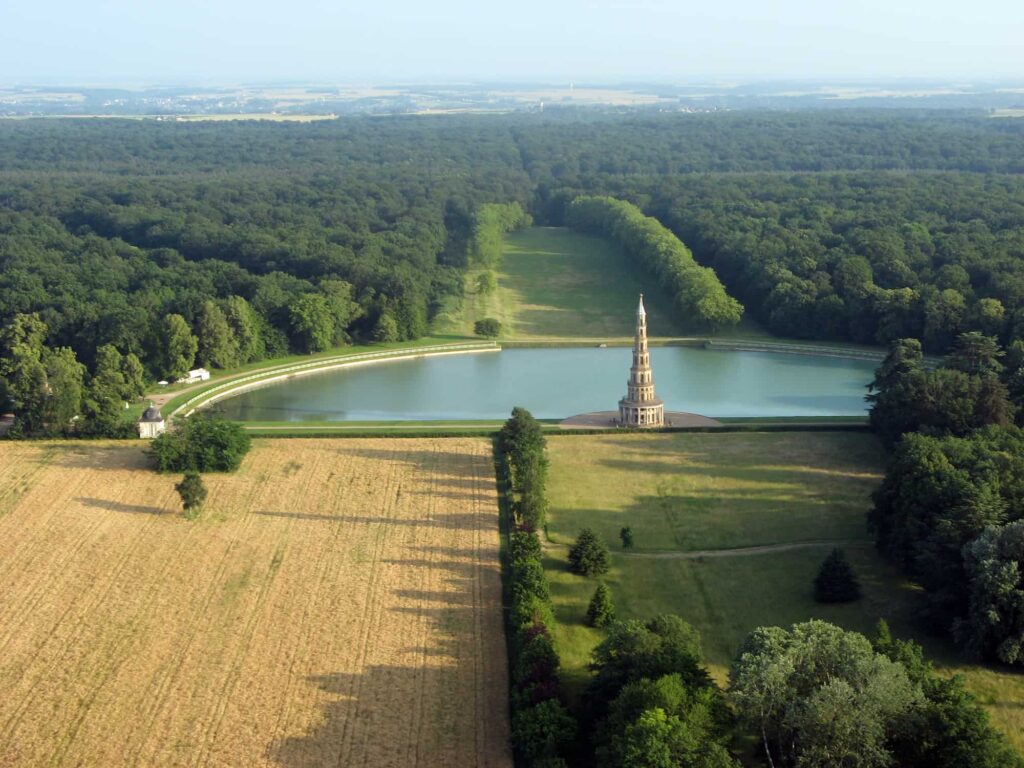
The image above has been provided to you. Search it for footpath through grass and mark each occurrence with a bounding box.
[543,431,1024,752]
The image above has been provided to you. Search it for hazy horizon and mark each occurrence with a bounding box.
[2,0,1022,84]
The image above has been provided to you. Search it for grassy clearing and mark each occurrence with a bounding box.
[435,227,700,339]
[0,439,510,767]
[545,432,882,551]
[543,432,1024,752]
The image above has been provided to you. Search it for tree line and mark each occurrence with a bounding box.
[0,313,144,437]
[501,409,1015,768]
[565,197,743,330]
[868,332,1024,668]
[4,115,1024,377]
[499,408,1019,766]
[6,112,1024,430]
[0,117,535,413]
[499,408,576,765]
[538,173,1024,351]
[469,201,533,268]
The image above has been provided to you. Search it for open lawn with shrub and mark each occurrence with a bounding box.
[543,431,1024,753]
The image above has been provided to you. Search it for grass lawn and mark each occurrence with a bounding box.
[545,431,882,551]
[434,227,769,340]
[543,431,1024,752]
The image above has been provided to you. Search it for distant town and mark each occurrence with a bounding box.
[2,79,1024,118]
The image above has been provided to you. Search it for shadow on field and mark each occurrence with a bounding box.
[599,457,877,487]
[77,497,168,516]
[253,510,490,529]
[269,603,503,766]
[334,446,483,478]
[269,668,421,767]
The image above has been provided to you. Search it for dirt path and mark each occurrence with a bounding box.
[546,538,866,560]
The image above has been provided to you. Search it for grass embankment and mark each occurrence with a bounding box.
[542,431,1024,752]
[154,336,488,417]
[0,439,511,766]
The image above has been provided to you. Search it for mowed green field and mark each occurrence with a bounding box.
[543,432,1024,752]
[435,227,690,338]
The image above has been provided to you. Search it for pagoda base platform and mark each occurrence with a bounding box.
[558,411,723,430]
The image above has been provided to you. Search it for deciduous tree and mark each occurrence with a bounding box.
[175,470,207,519]
[162,314,198,380]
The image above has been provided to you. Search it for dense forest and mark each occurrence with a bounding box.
[3,110,1024,429]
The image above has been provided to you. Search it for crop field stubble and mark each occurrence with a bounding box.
[0,439,510,767]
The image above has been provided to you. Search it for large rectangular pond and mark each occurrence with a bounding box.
[213,346,878,422]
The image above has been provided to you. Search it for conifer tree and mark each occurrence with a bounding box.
[587,582,616,627]
[813,548,862,603]
[569,528,610,577]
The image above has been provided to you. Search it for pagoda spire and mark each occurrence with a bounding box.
[618,294,665,428]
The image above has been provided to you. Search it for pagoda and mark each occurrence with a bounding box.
[618,294,665,428]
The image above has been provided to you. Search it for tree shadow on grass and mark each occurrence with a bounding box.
[599,457,880,488]
[548,491,871,555]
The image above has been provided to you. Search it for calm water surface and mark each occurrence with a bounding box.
[215,347,877,422]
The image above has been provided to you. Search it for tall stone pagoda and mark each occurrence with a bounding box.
[618,294,665,428]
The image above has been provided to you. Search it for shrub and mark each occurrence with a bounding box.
[511,530,544,562]
[175,470,207,519]
[474,317,502,337]
[511,699,577,764]
[619,526,634,549]
[149,411,251,472]
[813,548,862,603]
[513,630,560,689]
[512,559,551,605]
[586,582,616,627]
[476,271,497,294]
[569,527,610,577]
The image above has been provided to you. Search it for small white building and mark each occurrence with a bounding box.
[177,368,211,385]
[138,405,166,439]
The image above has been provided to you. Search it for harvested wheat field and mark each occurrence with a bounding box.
[0,439,510,768]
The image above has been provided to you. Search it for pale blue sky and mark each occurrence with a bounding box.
[1,0,1022,84]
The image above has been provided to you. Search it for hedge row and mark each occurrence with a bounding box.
[499,408,576,766]
[565,195,743,330]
